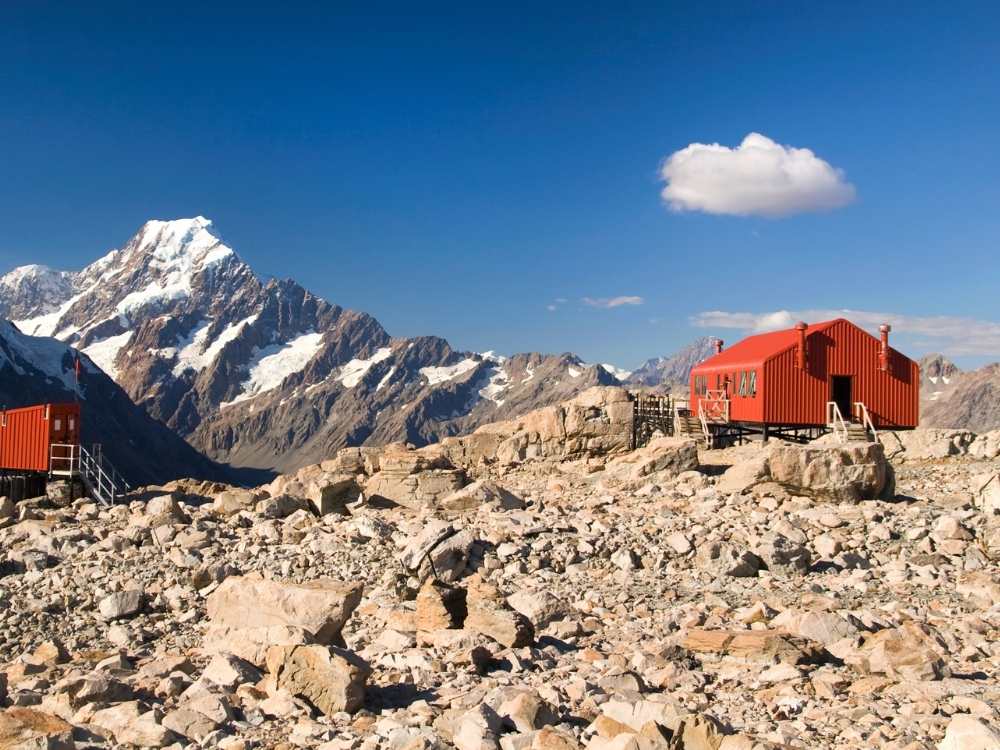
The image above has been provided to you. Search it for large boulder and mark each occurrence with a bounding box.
[465,576,534,648]
[201,624,312,668]
[365,446,466,510]
[415,578,467,631]
[205,574,362,647]
[882,428,975,460]
[264,465,362,516]
[607,436,699,480]
[844,622,949,681]
[211,488,262,517]
[437,480,526,513]
[0,708,75,749]
[768,442,890,502]
[969,430,1000,460]
[90,701,177,747]
[434,387,634,469]
[939,715,1000,750]
[716,451,770,495]
[265,644,370,716]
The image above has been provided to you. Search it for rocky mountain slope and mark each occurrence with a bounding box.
[919,354,1000,433]
[0,388,997,748]
[0,319,240,486]
[625,336,717,389]
[1,218,624,474]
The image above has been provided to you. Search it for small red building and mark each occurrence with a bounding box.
[689,318,919,439]
[0,403,81,473]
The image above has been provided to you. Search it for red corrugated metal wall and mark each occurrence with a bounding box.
[689,365,765,422]
[763,320,919,427]
[0,403,81,473]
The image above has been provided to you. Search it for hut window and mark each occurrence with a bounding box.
[738,370,747,397]
[53,418,62,432]
[749,370,757,396]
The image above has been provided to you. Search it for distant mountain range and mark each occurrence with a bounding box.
[920,353,1000,433]
[625,338,717,388]
[0,218,707,476]
[10,221,993,486]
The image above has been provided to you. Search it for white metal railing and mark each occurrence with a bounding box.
[698,407,713,449]
[49,443,129,506]
[853,402,878,442]
[826,401,848,443]
[50,443,80,475]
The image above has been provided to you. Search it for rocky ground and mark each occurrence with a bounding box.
[0,388,998,749]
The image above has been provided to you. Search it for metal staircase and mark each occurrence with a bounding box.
[50,443,130,506]
[826,402,880,444]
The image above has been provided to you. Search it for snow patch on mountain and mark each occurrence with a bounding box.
[224,331,325,406]
[420,358,479,385]
[479,365,511,406]
[172,315,258,377]
[376,366,397,392]
[338,347,393,388]
[82,331,134,380]
[15,279,104,339]
[599,363,631,381]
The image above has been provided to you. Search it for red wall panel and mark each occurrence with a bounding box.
[0,403,81,473]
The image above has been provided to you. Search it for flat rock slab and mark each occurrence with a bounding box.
[682,629,825,665]
[206,575,362,646]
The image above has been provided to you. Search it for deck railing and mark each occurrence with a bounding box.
[825,401,849,443]
[698,390,730,423]
[49,443,130,506]
[853,402,878,442]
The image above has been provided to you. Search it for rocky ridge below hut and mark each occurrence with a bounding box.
[0,386,998,749]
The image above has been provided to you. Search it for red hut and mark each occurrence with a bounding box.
[689,318,919,444]
[0,403,81,473]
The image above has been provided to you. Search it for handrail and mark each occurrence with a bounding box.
[48,442,130,506]
[825,401,848,443]
[853,402,878,442]
[698,407,712,448]
[50,443,80,475]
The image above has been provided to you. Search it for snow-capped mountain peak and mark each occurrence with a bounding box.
[0,263,75,321]
[1,217,646,474]
[129,217,232,267]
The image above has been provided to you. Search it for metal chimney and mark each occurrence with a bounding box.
[879,323,891,372]
[795,321,808,369]
[714,338,724,355]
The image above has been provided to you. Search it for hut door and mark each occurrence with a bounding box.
[831,376,852,421]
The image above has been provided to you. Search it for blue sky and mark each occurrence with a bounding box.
[2,2,998,368]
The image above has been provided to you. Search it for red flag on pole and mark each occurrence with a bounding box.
[74,354,81,381]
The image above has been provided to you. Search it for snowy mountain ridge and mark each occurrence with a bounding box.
[0,218,626,473]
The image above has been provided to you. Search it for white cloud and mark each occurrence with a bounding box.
[691,309,1000,356]
[660,133,856,217]
[582,296,644,309]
